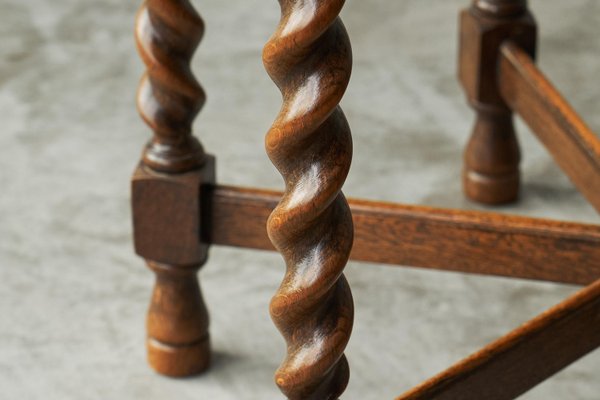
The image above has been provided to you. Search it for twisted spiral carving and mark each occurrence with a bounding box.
[135,0,206,173]
[263,1,354,398]
[133,0,213,377]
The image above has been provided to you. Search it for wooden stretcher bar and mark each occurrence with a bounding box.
[498,41,600,213]
[207,185,600,285]
[395,277,600,400]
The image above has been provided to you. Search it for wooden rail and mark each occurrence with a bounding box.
[499,41,600,213]
[396,278,600,400]
[206,185,600,285]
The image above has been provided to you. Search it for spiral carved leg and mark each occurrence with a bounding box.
[135,0,207,173]
[132,0,215,377]
[459,0,536,204]
[263,1,354,398]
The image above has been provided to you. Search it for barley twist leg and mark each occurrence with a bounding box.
[133,0,214,377]
[263,1,354,398]
[136,0,206,172]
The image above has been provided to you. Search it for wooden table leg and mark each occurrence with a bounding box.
[459,0,537,204]
[132,0,215,377]
[263,1,355,398]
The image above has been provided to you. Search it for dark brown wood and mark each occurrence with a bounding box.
[132,162,214,266]
[132,0,215,377]
[263,1,354,398]
[396,278,600,400]
[208,185,600,286]
[135,0,207,173]
[459,0,537,204]
[145,261,211,378]
[125,0,600,395]
[499,42,600,213]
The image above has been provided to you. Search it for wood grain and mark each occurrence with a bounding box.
[459,0,536,204]
[263,1,354,398]
[132,0,214,377]
[207,185,600,286]
[499,41,600,213]
[135,0,207,173]
[396,278,600,400]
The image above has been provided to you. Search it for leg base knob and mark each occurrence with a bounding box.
[147,336,211,377]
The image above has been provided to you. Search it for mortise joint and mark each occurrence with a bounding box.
[459,2,537,111]
[132,155,216,266]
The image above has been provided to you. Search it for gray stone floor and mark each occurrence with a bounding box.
[1,1,599,399]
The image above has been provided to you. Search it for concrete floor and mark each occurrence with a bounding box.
[1,0,599,399]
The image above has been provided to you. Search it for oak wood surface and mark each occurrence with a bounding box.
[127,0,600,393]
[135,0,207,173]
[132,0,214,377]
[208,185,600,286]
[396,278,600,400]
[132,162,214,266]
[459,0,536,204]
[499,42,600,213]
[263,1,355,398]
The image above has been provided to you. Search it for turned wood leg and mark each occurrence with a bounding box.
[132,0,215,377]
[459,0,537,204]
[146,261,210,376]
[263,2,354,399]
[463,107,520,203]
